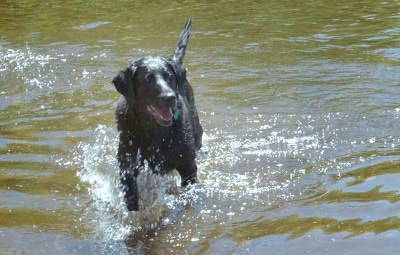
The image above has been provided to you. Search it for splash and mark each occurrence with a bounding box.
[74,125,196,241]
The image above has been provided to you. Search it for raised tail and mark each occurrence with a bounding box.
[172,16,192,65]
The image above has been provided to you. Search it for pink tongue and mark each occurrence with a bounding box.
[158,108,173,121]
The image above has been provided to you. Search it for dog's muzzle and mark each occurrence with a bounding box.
[147,105,176,127]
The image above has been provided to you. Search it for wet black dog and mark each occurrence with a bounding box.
[112,17,203,211]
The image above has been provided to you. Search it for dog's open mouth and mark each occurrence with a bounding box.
[147,105,174,127]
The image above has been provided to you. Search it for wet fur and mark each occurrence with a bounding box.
[112,17,202,211]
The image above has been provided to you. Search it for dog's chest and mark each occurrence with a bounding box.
[139,135,182,158]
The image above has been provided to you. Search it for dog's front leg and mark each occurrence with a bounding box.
[118,147,141,211]
[120,166,139,211]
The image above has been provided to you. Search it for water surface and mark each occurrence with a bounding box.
[1,0,400,254]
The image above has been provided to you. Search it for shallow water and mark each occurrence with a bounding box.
[1,0,400,254]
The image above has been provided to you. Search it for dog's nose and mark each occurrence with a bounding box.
[159,93,176,105]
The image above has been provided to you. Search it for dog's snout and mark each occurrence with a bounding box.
[159,92,176,105]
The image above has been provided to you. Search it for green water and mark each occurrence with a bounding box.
[1,0,400,254]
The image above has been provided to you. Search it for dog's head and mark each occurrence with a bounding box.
[113,57,184,127]
[113,17,192,127]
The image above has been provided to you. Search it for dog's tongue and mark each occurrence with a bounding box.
[158,108,173,121]
[147,105,173,121]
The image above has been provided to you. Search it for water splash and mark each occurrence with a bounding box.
[74,125,199,241]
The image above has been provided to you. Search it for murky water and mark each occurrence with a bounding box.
[1,0,400,254]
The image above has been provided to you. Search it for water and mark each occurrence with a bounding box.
[1,0,400,254]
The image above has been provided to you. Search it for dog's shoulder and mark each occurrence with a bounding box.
[116,96,128,116]
[115,96,134,131]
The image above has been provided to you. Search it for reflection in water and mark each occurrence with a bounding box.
[1,0,400,254]
[229,214,400,241]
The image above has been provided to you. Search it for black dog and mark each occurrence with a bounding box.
[112,17,203,211]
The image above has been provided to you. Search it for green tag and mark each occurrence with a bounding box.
[173,109,179,120]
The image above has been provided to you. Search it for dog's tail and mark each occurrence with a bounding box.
[172,16,192,65]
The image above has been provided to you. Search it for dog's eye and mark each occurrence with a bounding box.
[163,71,173,81]
[145,74,153,83]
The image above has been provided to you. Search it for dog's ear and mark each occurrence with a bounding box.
[112,64,137,105]
[172,16,192,65]
[167,60,187,96]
